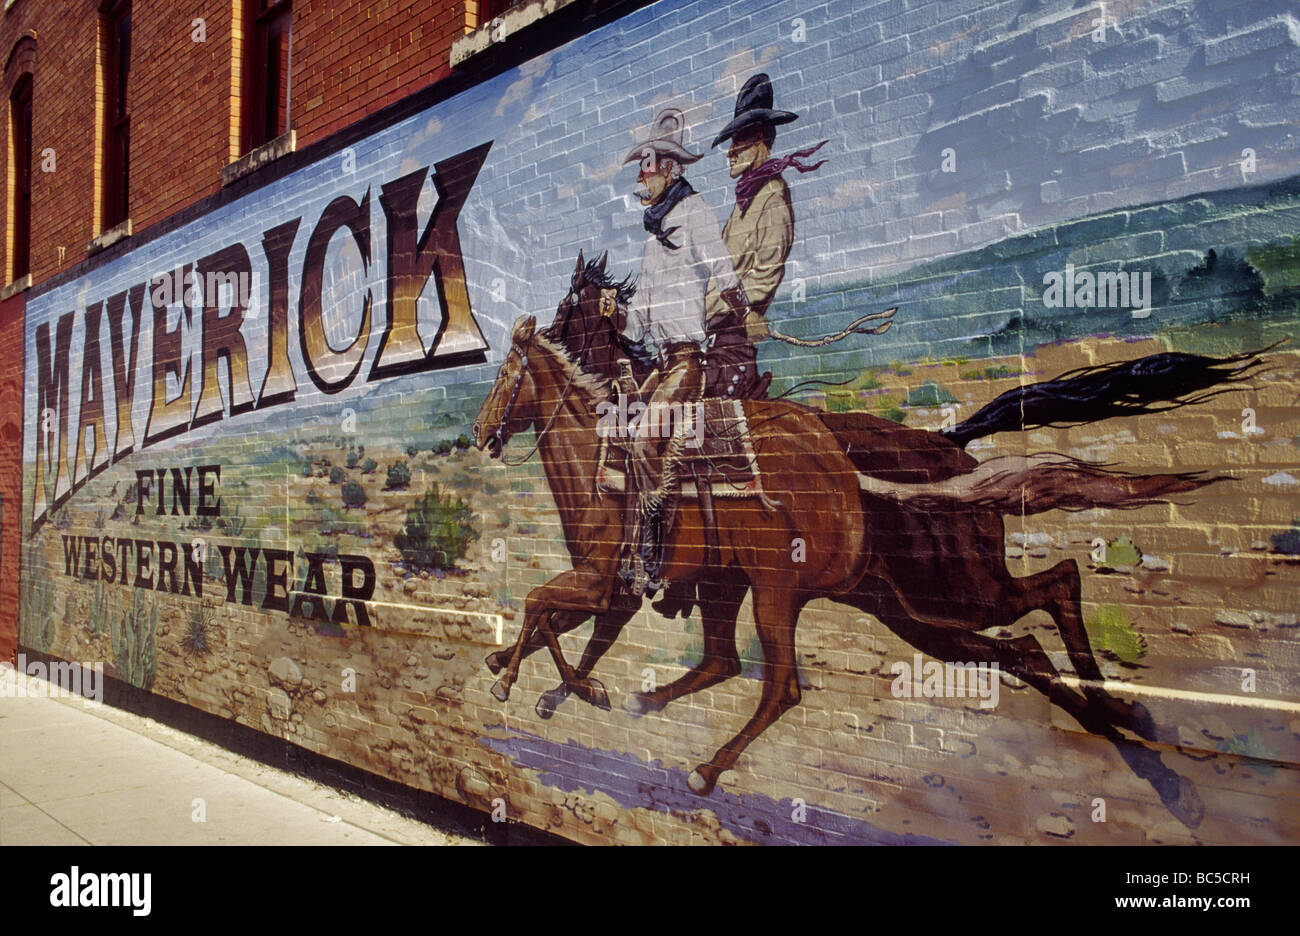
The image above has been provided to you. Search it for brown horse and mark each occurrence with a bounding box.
[472,272,1225,824]
[476,311,878,790]
[480,251,651,719]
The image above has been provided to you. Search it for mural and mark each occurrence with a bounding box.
[19,0,1300,844]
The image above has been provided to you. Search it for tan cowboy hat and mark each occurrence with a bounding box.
[622,107,703,167]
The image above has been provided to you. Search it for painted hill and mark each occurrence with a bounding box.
[762,171,1300,388]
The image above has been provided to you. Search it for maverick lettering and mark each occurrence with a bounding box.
[29,143,493,534]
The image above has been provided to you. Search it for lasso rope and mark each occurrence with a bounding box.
[765,306,897,347]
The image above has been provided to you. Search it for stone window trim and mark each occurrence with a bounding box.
[451,0,584,68]
[87,218,131,255]
[222,129,296,187]
[1,272,30,300]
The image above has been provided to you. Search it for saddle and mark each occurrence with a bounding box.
[600,311,774,601]
[596,389,766,498]
[599,358,778,601]
[703,308,772,401]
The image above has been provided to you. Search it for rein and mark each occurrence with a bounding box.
[496,296,600,467]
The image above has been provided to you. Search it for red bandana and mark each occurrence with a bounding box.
[734,140,828,213]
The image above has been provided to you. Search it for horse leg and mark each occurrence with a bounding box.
[871,524,1158,743]
[533,610,611,708]
[844,582,1202,828]
[487,610,587,676]
[495,606,607,708]
[1030,559,1158,741]
[490,567,615,704]
[996,559,1157,742]
[688,583,804,795]
[626,573,747,717]
[491,602,548,703]
[535,607,635,719]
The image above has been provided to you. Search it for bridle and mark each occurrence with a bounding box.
[492,286,599,467]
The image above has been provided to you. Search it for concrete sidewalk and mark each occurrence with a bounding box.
[0,670,483,846]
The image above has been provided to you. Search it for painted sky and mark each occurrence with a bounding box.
[25,0,1300,464]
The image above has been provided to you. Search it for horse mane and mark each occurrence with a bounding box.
[543,254,644,384]
[531,331,613,401]
[582,258,636,306]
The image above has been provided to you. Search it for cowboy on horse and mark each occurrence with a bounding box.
[603,107,750,596]
[702,72,829,397]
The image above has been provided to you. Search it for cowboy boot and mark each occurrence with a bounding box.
[650,487,700,617]
[617,476,650,597]
[640,505,665,598]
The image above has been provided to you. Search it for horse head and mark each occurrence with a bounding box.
[473,314,538,459]
[549,250,604,355]
[548,250,644,381]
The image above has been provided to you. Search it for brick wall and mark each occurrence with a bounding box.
[0,0,468,288]
[8,0,1300,845]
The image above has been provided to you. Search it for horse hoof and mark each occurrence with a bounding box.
[584,678,611,711]
[535,686,568,720]
[687,769,715,796]
[490,680,510,703]
[1165,776,1205,829]
[485,652,505,676]
[624,692,660,717]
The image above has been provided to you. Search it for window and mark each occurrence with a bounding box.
[480,0,527,17]
[10,74,31,280]
[244,0,292,151]
[101,0,131,230]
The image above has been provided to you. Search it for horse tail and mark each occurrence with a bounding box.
[855,453,1226,515]
[940,343,1280,448]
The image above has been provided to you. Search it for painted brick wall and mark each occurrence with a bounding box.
[0,292,21,664]
[10,0,1300,846]
[0,0,474,667]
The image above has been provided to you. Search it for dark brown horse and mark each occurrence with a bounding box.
[470,261,1254,824]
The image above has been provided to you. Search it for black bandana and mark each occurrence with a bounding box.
[643,178,695,250]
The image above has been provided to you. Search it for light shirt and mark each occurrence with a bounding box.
[624,193,740,348]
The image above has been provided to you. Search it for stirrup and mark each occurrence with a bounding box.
[617,557,661,599]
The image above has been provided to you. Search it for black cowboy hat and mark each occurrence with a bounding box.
[711,73,798,148]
